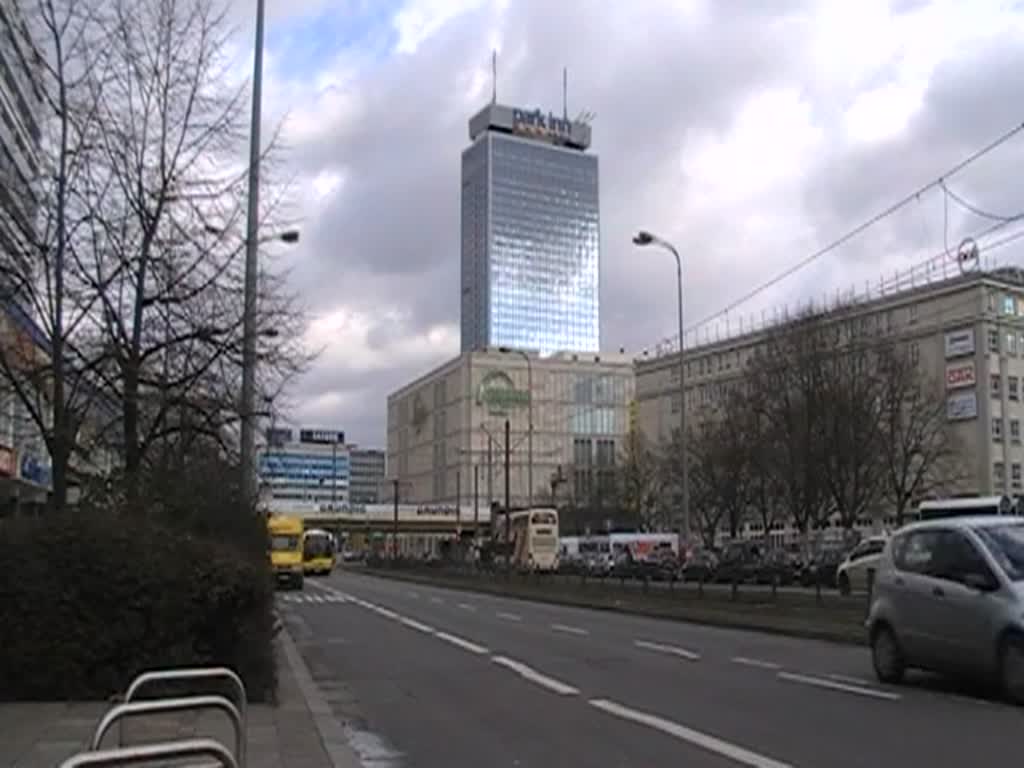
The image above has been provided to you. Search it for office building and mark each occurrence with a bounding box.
[460,103,600,354]
[258,427,350,515]
[0,0,43,260]
[349,447,386,505]
[387,348,634,516]
[636,261,1024,504]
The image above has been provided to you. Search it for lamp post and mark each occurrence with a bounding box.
[632,230,689,544]
[238,0,300,506]
[498,347,533,509]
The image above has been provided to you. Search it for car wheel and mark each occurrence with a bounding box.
[838,572,851,596]
[999,632,1024,706]
[871,624,905,684]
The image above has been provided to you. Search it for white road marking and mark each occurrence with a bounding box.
[408,591,420,598]
[551,623,589,636]
[491,656,579,696]
[371,606,399,620]
[496,612,523,622]
[457,603,477,612]
[777,672,901,701]
[400,617,436,634]
[430,596,444,604]
[311,595,324,603]
[589,699,794,768]
[732,657,781,671]
[435,632,489,655]
[827,673,874,687]
[634,640,700,661]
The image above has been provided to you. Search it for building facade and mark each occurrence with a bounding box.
[349,447,386,505]
[387,348,634,514]
[0,0,43,262]
[460,103,600,355]
[636,266,1024,504]
[258,427,350,514]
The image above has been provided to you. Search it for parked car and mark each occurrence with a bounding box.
[755,549,798,586]
[866,515,1024,704]
[714,541,762,584]
[836,535,888,595]
[799,548,845,589]
[681,550,717,582]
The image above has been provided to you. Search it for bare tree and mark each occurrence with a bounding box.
[617,426,662,530]
[876,343,964,525]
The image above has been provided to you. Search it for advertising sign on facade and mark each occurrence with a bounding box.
[944,327,975,359]
[299,429,345,445]
[19,453,52,488]
[0,445,15,476]
[946,390,978,421]
[512,107,573,142]
[945,361,977,390]
[477,370,530,416]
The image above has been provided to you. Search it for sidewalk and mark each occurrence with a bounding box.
[0,629,360,768]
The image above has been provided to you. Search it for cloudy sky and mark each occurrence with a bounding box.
[228,0,1024,446]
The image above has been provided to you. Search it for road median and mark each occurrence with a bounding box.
[356,565,868,645]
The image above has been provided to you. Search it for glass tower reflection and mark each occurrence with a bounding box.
[461,129,600,354]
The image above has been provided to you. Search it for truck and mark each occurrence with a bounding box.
[268,514,305,589]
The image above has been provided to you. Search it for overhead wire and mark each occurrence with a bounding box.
[668,119,1024,342]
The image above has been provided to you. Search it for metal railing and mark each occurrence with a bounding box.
[60,737,238,768]
[90,696,243,766]
[118,666,247,765]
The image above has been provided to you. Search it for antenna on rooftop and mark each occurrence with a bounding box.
[492,49,497,104]
[562,66,568,120]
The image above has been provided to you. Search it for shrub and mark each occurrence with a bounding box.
[0,507,276,702]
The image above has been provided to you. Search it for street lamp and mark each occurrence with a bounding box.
[498,347,533,509]
[632,230,689,544]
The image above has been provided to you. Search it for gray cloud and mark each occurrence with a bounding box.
[250,0,1024,445]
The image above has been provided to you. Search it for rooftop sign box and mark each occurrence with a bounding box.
[299,429,345,445]
[468,103,591,150]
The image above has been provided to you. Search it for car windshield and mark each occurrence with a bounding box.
[973,523,1024,581]
[271,534,300,551]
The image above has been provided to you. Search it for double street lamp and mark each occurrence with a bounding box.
[632,230,689,544]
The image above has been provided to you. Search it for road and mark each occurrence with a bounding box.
[278,569,1020,768]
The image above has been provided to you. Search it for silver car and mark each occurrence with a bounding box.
[866,515,1024,703]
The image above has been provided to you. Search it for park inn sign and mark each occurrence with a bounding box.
[477,370,529,416]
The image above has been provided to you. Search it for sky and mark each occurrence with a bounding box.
[224,0,1024,447]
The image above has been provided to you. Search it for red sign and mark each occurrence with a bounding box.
[946,362,976,390]
[0,446,15,477]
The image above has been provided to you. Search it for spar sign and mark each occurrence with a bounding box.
[946,361,976,390]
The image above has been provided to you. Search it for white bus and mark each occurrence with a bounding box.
[508,508,560,572]
[917,495,1022,521]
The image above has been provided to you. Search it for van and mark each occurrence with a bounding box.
[268,515,305,589]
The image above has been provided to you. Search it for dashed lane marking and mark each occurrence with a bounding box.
[551,623,589,636]
[634,640,701,661]
[778,672,901,701]
[491,656,579,696]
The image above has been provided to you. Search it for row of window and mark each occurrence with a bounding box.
[992,418,1023,442]
[990,374,1021,400]
[992,461,1021,489]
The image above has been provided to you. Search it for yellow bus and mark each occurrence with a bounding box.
[302,528,336,576]
[267,514,304,589]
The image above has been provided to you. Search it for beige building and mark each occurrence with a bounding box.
[387,348,635,511]
[636,266,1024,500]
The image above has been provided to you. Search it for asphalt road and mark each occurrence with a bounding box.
[278,569,1020,768]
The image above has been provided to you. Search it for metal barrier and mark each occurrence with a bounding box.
[120,666,247,763]
[90,696,243,766]
[60,737,238,768]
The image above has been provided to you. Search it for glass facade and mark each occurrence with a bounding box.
[259,448,351,507]
[461,133,600,354]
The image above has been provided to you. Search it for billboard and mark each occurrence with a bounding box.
[299,429,345,445]
[945,361,976,390]
[944,328,975,359]
[946,391,978,421]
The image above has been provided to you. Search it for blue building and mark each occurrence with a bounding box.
[460,103,600,355]
[258,427,350,513]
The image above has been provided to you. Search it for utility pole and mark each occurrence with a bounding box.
[487,432,493,509]
[504,418,511,573]
[455,469,461,538]
[392,479,399,560]
[473,464,479,532]
[331,441,337,508]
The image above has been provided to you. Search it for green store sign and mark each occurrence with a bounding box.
[476,370,529,416]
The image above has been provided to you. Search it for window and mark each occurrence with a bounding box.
[973,522,1024,581]
[932,531,996,586]
[993,418,1003,441]
[989,328,1000,353]
[1009,333,1018,356]
[909,342,920,366]
[1013,463,1022,490]
[1012,419,1021,443]
[991,374,1002,396]
[909,304,919,324]
[1011,377,1020,401]
[892,530,940,573]
[995,461,1006,487]
[1004,296,1017,315]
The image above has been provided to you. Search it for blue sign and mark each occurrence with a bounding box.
[20,454,52,488]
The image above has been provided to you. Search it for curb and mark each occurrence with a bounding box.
[278,625,363,768]
[361,568,867,646]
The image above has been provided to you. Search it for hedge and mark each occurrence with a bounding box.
[0,508,276,702]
